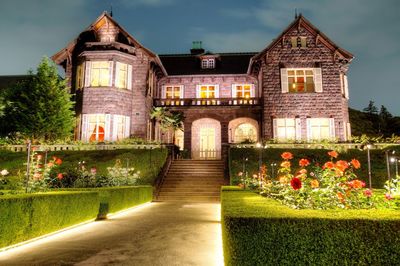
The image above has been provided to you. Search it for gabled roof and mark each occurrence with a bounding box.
[159,52,256,76]
[252,14,354,61]
[51,12,167,75]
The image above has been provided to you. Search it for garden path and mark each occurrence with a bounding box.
[0,202,223,266]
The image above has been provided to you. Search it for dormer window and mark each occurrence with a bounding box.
[201,58,215,69]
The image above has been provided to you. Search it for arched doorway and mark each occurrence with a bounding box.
[228,118,259,143]
[191,118,221,159]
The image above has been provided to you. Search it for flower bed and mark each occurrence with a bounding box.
[0,191,99,249]
[221,187,400,265]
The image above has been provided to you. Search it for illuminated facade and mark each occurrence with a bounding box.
[52,12,353,159]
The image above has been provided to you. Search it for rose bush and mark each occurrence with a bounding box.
[260,151,389,209]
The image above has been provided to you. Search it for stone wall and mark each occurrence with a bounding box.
[260,24,350,141]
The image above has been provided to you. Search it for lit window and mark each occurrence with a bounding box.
[164,86,182,99]
[87,114,106,142]
[288,69,315,93]
[199,85,216,98]
[274,118,297,140]
[201,58,215,69]
[174,129,184,150]
[76,63,84,89]
[114,115,130,141]
[116,62,128,89]
[90,61,111,87]
[307,118,334,140]
[233,84,253,98]
[234,123,257,143]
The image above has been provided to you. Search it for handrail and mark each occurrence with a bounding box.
[0,144,164,152]
[154,97,261,107]
[153,154,172,200]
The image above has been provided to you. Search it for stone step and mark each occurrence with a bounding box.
[158,191,220,196]
[156,196,220,202]
[163,178,225,182]
[159,189,221,193]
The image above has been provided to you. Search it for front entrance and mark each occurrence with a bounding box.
[191,118,221,159]
[200,127,216,159]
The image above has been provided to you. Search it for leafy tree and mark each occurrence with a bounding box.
[363,100,378,115]
[0,96,5,117]
[150,107,184,143]
[2,57,75,141]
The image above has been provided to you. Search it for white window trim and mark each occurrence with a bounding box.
[273,118,301,141]
[201,58,215,69]
[232,84,255,98]
[162,85,184,99]
[196,84,219,98]
[81,114,111,142]
[306,118,335,141]
[115,62,132,90]
[281,68,323,93]
[86,61,113,87]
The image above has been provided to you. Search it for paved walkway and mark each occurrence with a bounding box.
[0,202,223,266]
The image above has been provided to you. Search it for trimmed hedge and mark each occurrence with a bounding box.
[221,187,400,265]
[0,191,99,249]
[229,147,400,188]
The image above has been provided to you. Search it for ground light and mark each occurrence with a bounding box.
[0,202,152,256]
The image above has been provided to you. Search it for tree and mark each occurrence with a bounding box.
[3,57,75,141]
[150,107,184,143]
[379,105,393,136]
[363,100,378,115]
[0,96,5,117]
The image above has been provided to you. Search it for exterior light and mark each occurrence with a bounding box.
[366,144,372,150]
[390,157,396,163]
[256,142,262,148]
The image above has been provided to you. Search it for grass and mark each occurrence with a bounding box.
[0,148,168,189]
[221,187,400,265]
[229,146,400,188]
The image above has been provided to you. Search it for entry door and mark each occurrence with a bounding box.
[200,127,216,159]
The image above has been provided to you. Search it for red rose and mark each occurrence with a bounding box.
[281,152,293,160]
[290,177,302,190]
[57,173,63,180]
[299,158,310,167]
[328,150,338,158]
[363,189,372,197]
[55,158,62,165]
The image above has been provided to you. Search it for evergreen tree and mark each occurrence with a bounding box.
[363,100,378,115]
[379,105,393,136]
[3,57,75,141]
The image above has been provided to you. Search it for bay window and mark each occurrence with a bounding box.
[81,114,130,142]
[89,61,112,87]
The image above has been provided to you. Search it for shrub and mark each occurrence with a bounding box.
[0,191,99,249]
[221,187,400,265]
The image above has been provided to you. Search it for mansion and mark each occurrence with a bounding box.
[52,12,353,159]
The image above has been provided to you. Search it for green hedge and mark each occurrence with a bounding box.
[221,187,400,265]
[229,147,400,188]
[0,191,99,249]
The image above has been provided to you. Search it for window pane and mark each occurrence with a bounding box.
[305,70,313,75]
[296,70,304,75]
[286,119,295,126]
[286,127,295,139]
[288,70,295,76]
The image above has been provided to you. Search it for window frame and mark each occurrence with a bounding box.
[287,68,315,93]
[87,61,113,87]
[162,85,184,99]
[196,84,219,99]
[232,84,255,98]
[273,118,301,141]
[201,58,216,69]
[115,62,132,90]
[306,118,335,141]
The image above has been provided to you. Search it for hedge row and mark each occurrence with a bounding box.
[0,186,153,249]
[0,191,99,249]
[221,187,400,265]
[229,147,400,188]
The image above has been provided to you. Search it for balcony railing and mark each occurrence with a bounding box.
[154,97,261,107]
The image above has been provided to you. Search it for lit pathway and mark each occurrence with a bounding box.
[0,202,223,266]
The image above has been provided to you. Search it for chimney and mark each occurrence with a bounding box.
[190,41,205,55]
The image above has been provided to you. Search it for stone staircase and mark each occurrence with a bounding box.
[157,160,227,202]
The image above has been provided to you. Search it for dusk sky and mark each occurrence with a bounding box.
[1,0,399,114]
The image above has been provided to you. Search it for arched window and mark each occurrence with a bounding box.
[234,123,257,143]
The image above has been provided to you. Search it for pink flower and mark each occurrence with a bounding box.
[57,173,63,180]
[90,167,97,175]
[385,193,394,200]
[363,189,372,197]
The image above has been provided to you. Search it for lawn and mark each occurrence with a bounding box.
[229,146,400,188]
[0,148,168,190]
